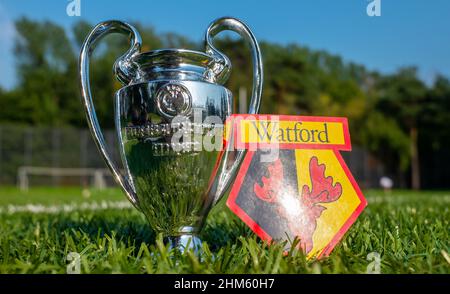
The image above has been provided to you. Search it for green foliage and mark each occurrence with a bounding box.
[12,18,78,125]
[0,188,448,273]
[359,111,410,170]
[1,17,450,187]
[376,67,427,129]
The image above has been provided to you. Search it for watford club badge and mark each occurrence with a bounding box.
[226,115,367,258]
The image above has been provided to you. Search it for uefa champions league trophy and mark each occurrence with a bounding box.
[79,17,263,251]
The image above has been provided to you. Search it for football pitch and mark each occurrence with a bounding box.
[0,187,448,274]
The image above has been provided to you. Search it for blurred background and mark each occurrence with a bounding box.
[0,0,449,191]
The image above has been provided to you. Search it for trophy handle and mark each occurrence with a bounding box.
[79,20,141,208]
[205,17,263,205]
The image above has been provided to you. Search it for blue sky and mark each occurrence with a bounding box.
[1,0,449,89]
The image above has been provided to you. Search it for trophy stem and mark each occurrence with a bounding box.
[166,226,202,254]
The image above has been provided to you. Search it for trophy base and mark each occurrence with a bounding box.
[166,226,202,254]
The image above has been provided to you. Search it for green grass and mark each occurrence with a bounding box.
[0,187,124,205]
[0,187,448,273]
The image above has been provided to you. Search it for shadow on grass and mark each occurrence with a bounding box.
[31,211,157,251]
[13,207,253,254]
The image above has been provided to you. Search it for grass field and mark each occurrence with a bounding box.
[0,187,448,273]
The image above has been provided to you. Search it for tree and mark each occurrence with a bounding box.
[419,75,450,188]
[13,17,78,125]
[1,18,449,189]
[375,67,427,189]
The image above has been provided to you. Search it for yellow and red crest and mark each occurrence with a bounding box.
[225,115,367,258]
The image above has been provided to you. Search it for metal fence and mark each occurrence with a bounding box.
[0,125,385,189]
[0,125,121,187]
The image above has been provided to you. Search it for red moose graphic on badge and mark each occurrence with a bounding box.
[254,157,342,254]
[226,114,367,258]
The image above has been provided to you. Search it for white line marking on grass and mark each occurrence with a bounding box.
[0,201,133,215]
[368,195,450,204]
[441,250,450,265]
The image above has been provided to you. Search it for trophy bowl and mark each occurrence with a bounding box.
[79,17,263,251]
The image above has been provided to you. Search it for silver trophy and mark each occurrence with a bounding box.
[79,17,263,250]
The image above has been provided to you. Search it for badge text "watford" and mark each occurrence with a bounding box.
[228,115,351,151]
